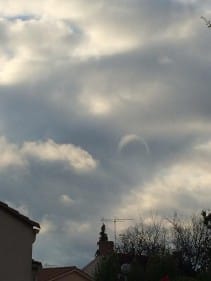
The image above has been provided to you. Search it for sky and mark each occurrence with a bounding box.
[1,0,211,268]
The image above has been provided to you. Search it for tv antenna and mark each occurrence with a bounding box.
[101,217,133,247]
[201,16,211,28]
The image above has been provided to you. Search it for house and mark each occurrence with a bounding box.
[82,239,115,278]
[83,224,148,278]
[0,201,41,281]
[37,266,93,281]
[82,256,102,278]
[83,224,114,278]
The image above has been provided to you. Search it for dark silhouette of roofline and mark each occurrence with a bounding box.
[0,201,40,229]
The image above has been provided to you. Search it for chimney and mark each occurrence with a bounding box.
[96,223,114,256]
[98,240,114,256]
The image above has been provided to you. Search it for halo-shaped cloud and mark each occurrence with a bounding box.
[118,134,150,154]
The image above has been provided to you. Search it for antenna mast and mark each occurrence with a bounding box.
[101,217,133,247]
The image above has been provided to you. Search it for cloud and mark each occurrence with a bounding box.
[22,139,97,172]
[1,0,211,269]
[118,134,150,154]
[158,56,173,65]
[0,17,83,85]
[116,142,211,220]
[63,221,91,235]
[59,194,75,207]
[194,140,211,153]
[79,94,112,116]
[0,137,97,172]
[0,137,26,169]
[40,216,57,235]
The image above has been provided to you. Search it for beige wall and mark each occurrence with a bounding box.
[0,209,36,281]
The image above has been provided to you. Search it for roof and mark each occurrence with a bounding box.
[0,201,40,229]
[83,253,148,278]
[37,267,93,281]
[83,256,102,277]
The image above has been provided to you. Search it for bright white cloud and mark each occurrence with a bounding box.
[116,139,211,220]
[22,139,97,172]
[0,137,26,169]
[117,158,211,220]
[87,97,111,115]
[79,94,112,116]
[74,24,139,58]
[0,0,187,70]
[0,0,103,20]
[0,17,80,84]
[0,137,97,172]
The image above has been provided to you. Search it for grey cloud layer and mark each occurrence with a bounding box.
[0,0,210,267]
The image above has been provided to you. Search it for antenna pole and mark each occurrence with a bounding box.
[114,218,117,247]
[101,217,133,248]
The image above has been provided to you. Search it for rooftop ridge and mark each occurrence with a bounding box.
[0,201,40,229]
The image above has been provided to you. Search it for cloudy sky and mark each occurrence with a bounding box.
[1,0,211,268]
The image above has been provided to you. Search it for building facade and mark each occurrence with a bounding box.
[0,201,40,281]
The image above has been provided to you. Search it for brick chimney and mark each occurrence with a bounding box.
[98,240,114,256]
[96,223,114,256]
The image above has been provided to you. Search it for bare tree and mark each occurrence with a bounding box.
[169,213,211,275]
[118,215,170,257]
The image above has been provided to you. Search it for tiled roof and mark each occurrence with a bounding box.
[37,267,76,281]
[37,267,93,281]
[0,201,40,229]
[83,253,148,278]
[83,256,102,277]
